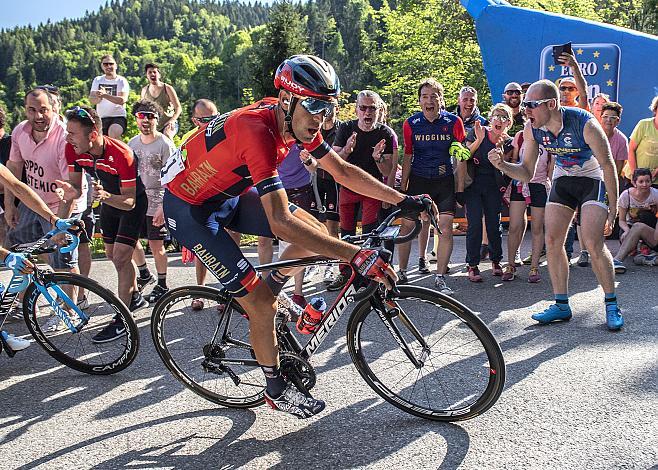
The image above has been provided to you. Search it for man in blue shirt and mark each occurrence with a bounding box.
[489,79,623,331]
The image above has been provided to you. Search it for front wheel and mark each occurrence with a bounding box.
[23,272,139,375]
[347,285,505,421]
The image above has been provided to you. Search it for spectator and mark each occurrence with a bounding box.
[502,82,525,135]
[591,92,611,125]
[398,78,465,294]
[612,168,658,272]
[89,54,129,139]
[520,82,532,93]
[182,99,219,144]
[329,90,394,290]
[5,89,86,332]
[128,100,177,303]
[0,107,11,246]
[556,50,589,110]
[61,106,149,343]
[310,104,341,284]
[461,104,514,282]
[600,102,629,185]
[454,85,488,133]
[626,96,658,187]
[141,63,182,140]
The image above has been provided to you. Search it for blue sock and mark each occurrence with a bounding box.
[604,293,617,308]
[555,294,570,310]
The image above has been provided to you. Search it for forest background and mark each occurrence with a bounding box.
[1,0,656,140]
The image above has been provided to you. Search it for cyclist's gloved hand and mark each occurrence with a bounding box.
[55,217,83,231]
[449,141,471,161]
[397,194,431,216]
[351,248,394,287]
[3,252,33,274]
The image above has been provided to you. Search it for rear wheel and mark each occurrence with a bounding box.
[151,286,265,408]
[23,272,138,375]
[347,285,505,421]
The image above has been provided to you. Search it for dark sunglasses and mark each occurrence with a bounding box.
[66,106,95,124]
[522,98,555,109]
[36,84,59,95]
[300,97,335,117]
[135,111,158,120]
[102,62,116,66]
[559,86,577,91]
[358,105,379,112]
[505,90,521,96]
[192,115,217,124]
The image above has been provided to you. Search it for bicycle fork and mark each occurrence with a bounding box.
[370,294,430,369]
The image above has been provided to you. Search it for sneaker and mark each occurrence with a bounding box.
[467,266,483,283]
[137,273,155,292]
[303,266,319,284]
[397,269,409,284]
[129,293,149,312]
[91,319,127,343]
[613,259,626,274]
[434,275,454,295]
[276,292,303,323]
[428,250,437,263]
[605,304,624,331]
[480,244,490,261]
[491,262,503,276]
[528,267,541,283]
[291,294,307,308]
[577,250,590,267]
[264,382,326,419]
[77,295,89,310]
[1,331,30,351]
[514,250,523,266]
[323,265,335,284]
[523,249,546,265]
[42,315,63,333]
[501,265,516,281]
[327,271,349,291]
[418,257,430,274]
[642,254,658,266]
[191,298,204,311]
[146,285,169,303]
[531,304,572,324]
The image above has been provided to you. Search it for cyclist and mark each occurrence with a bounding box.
[162,55,436,418]
[489,79,623,331]
[0,161,79,351]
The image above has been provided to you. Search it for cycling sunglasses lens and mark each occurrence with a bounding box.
[523,101,540,109]
[301,98,334,116]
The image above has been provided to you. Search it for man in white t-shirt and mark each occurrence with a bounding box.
[600,102,629,185]
[89,54,129,139]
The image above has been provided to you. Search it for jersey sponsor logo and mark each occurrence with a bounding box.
[236,259,249,272]
[412,117,421,124]
[563,134,573,147]
[193,243,232,280]
[179,160,219,197]
[414,134,452,142]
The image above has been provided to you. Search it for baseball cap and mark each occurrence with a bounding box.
[504,82,522,92]
[559,76,577,86]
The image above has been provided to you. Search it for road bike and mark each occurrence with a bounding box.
[0,224,139,374]
[151,206,505,421]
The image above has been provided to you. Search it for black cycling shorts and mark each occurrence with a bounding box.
[310,176,339,222]
[100,194,148,247]
[140,215,168,241]
[548,176,607,211]
[510,182,548,208]
[406,174,456,215]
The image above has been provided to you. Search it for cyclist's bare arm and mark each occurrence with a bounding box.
[0,163,58,223]
[491,123,539,182]
[316,149,405,206]
[56,171,84,219]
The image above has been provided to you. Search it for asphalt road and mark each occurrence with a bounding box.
[0,236,656,469]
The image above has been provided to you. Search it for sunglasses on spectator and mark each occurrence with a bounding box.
[102,62,116,66]
[522,98,555,109]
[192,115,216,124]
[559,86,577,91]
[505,90,521,96]
[491,114,511,122]
[66,106,95,124]
[295,97,335,117]
[135,112,158,120]
[36,84,59,95]
[358,105,379,112]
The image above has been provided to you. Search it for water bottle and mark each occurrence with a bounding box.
[297,297,326,334]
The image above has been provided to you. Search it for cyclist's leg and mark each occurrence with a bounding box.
[434,178,457,275]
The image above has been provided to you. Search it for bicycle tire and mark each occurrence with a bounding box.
[151,285,265,408]
[23,272,139,375]
[347,285,505,421]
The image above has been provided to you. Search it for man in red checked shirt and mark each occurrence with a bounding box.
[162,55,437,418]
